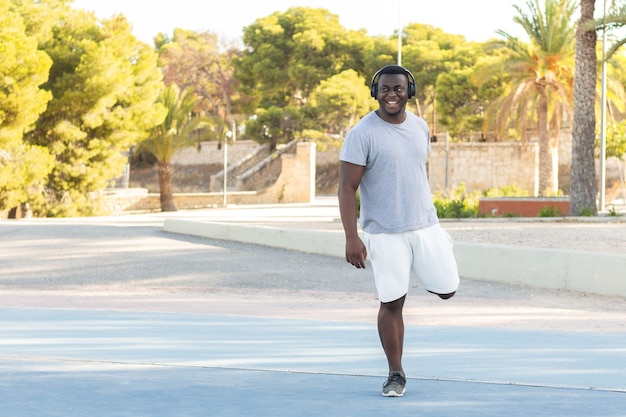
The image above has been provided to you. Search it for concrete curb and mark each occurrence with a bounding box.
[164,219,348,258]
[454,242,626,297]
[163,219,626,298]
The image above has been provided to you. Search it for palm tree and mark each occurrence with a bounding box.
[570,0,598,215]
[592,1,626,60]
[475,0,577,196]
[570,1,626,214]
[135,84,212,211]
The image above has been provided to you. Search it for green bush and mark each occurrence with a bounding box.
[577,206,595,216]
[538,205,562,217]
[484,184,530,197]
[433,197,478,218]
[432,183,539,219]
[503,212,521,218]
[433,183,479,218]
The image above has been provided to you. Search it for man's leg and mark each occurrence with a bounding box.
[428,290,456,300]
[378,295,406,373]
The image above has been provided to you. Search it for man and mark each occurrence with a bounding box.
[338,65,460,397]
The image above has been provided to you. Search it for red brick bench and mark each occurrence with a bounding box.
[478,197,570,217]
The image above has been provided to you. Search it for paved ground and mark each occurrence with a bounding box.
[1,198,626,416]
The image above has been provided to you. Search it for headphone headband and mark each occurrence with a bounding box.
[370,65,416,99]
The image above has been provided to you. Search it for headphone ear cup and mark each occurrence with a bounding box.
[405,68,416,99]
[370,68,382,99]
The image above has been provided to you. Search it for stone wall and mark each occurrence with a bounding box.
[428,142,540,194]
[171,135,571,197]
[316,141,543,195]
[171,140,261,165]
[259,142,316,203]
[124,132,621,212]
[108,142,317,212]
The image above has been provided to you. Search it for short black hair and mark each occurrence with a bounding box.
[376,65,410,77]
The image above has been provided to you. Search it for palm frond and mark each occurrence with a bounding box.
[136,84,214,163]
[475,0,576,142]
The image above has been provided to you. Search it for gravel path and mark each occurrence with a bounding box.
[442,219,626,254]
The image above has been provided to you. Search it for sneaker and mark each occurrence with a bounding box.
[382,371,406,397]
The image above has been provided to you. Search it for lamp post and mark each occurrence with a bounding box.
[223,119,236,207]
[223,133,228,207]
[397,0,402,65]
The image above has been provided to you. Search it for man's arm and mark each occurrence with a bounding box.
[338,161,367,269]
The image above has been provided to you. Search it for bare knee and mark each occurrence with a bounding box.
[380,295,406,313]
[439,291,456,300]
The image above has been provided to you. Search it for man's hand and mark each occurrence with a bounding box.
[338,161,366,269]
[345,235,367,269]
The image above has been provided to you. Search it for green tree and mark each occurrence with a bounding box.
[235,7,368,124]
[401,23,470,132]
[605,120,626,159]
[0,0,54,213]
[135,85,211,212]
[243,106,299,150]
[604,52,626,118]
[435,42,507,140]
[156,29,222,114]
[156,29,249,148]
[306,69,374,137]
[599,118,626,203]
[475,0,577,196]
[9,0,67,44]
[360,34,396,77]
[0,145,54,215]
[436,66,500,140]
[23,7,166,216]
[571,0,598,215]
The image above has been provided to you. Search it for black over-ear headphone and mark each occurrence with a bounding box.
[370,65,416,99]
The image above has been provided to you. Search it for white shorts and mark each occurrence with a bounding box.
[364,224,460,303]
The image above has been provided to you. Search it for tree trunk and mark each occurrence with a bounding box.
[570,0,597,215]
[158,162,177,212]
[537,85,556,196]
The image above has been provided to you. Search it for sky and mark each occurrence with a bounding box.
[70,0,529,45]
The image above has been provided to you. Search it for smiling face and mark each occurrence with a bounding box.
[375,73,409,123]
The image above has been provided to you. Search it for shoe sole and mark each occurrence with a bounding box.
[382,388,406,397]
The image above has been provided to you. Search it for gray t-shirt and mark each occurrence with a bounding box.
[339,111,438,234]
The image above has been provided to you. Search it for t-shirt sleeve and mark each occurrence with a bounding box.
[339,129,367,166]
